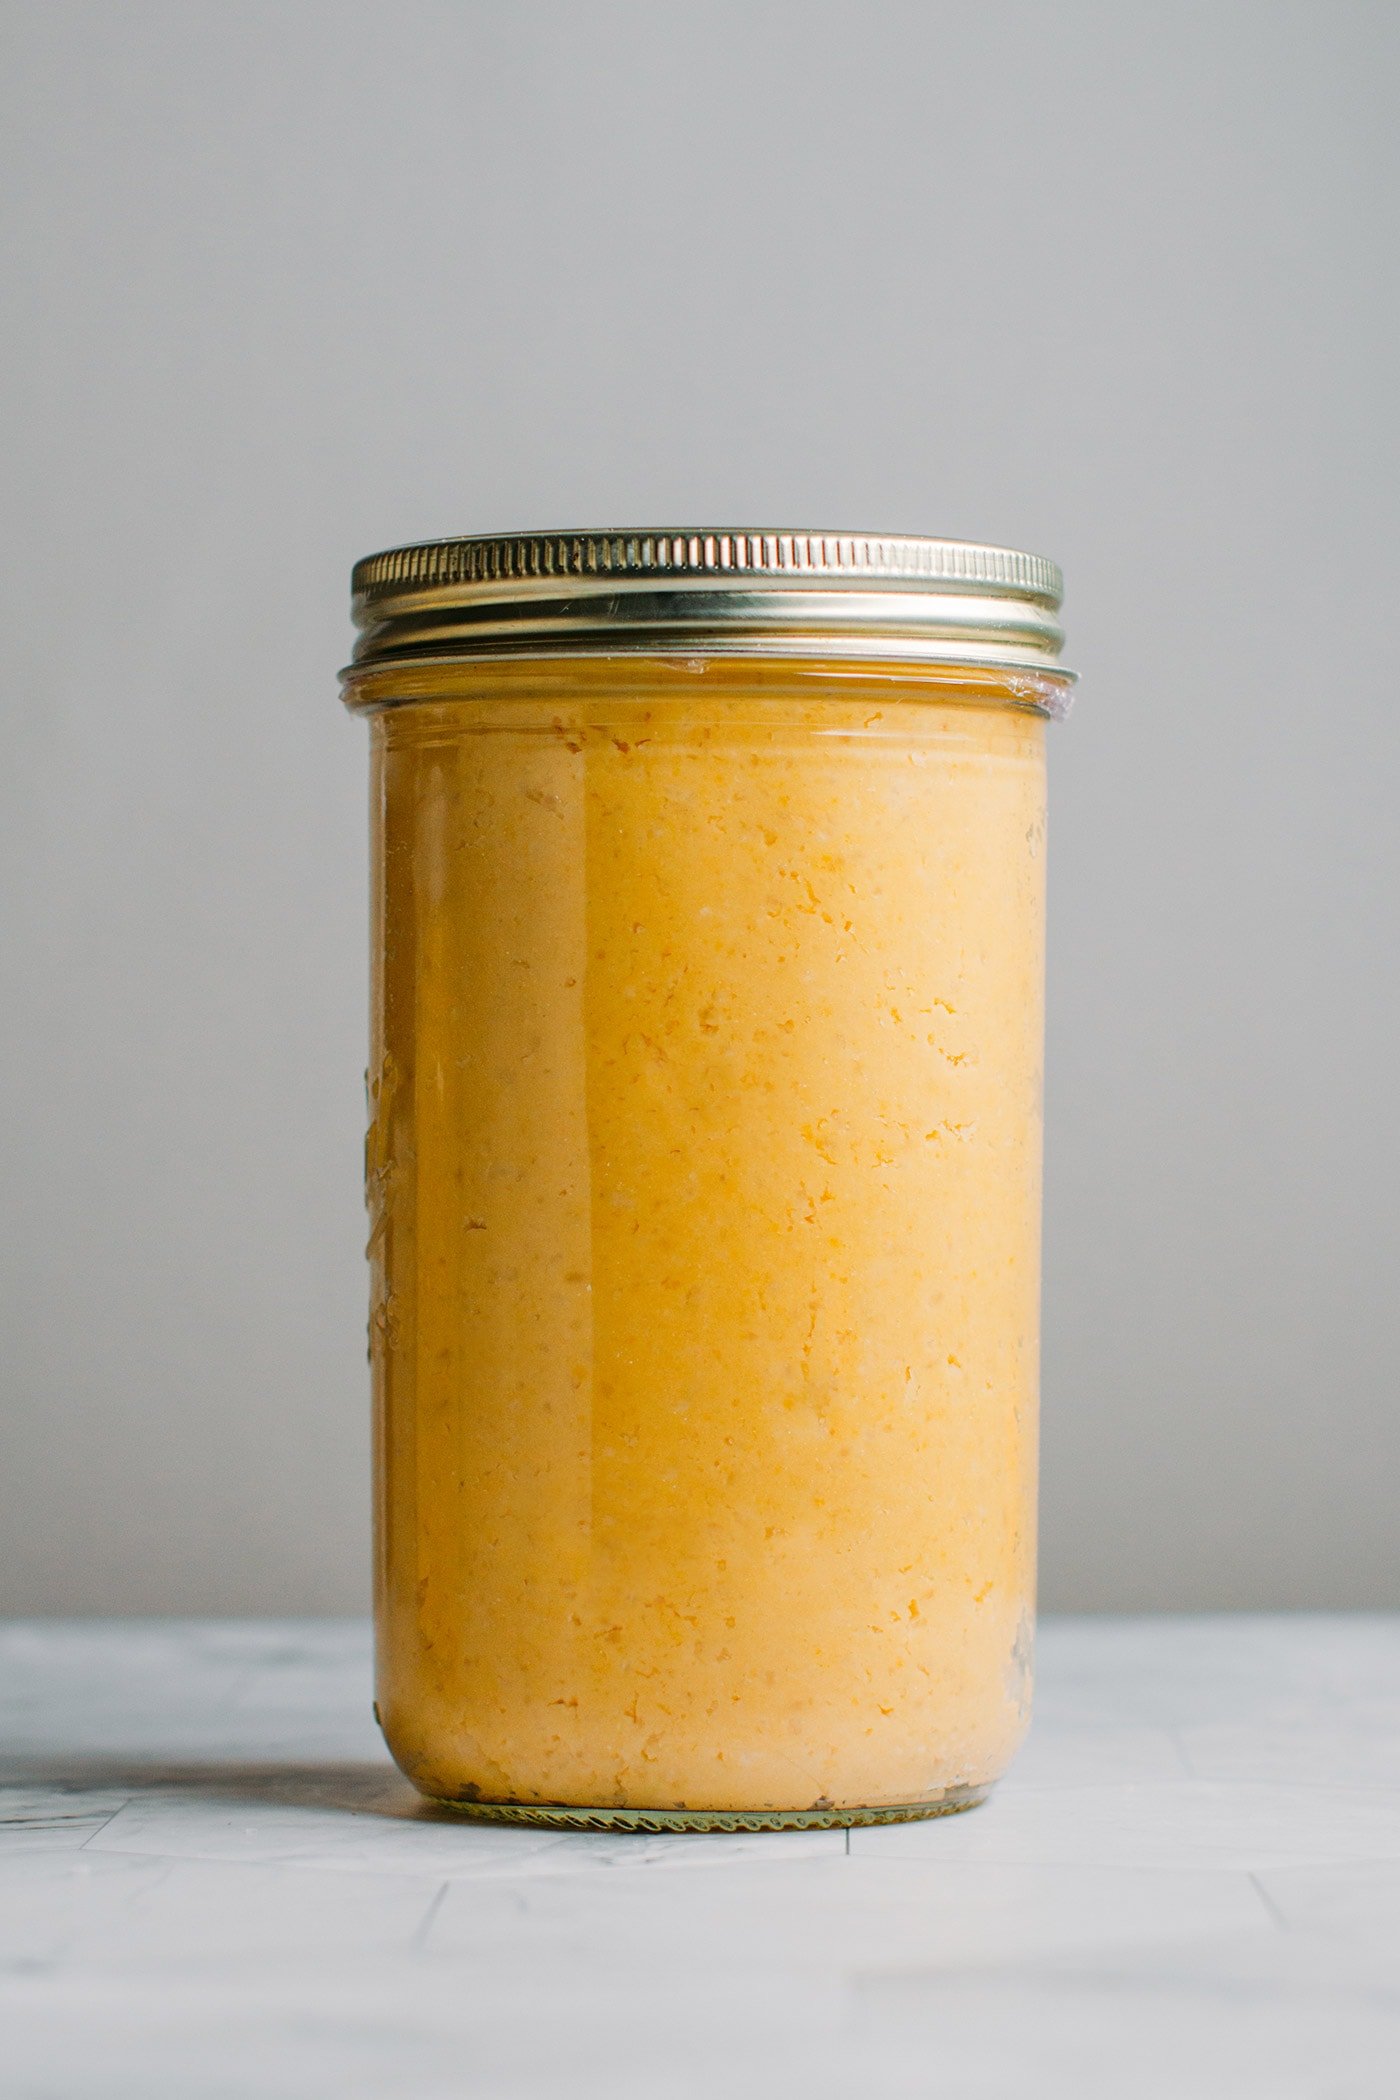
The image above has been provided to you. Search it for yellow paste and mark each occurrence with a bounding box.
[363,656,1044,1813]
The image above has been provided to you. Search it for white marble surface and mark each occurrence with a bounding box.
[2,1617,1398,2098]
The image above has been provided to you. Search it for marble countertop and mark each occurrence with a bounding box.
[2,1616,1397,2098]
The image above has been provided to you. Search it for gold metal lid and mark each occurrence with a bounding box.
[345,528,1071,683]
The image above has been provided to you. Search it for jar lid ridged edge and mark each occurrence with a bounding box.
[352,530,1063,611]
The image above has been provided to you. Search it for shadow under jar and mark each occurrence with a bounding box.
[341,530,1074,1830]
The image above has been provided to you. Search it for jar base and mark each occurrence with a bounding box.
[421,1780,990,1832]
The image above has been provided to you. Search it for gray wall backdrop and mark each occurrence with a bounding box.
[3,0,1397,1615]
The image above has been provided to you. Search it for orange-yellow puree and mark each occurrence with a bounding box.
[363,657,1044,1812]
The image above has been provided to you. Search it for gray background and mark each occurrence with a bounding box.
[3,0,1396,1615]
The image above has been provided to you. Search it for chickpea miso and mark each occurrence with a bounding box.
[343,531,1072,1828]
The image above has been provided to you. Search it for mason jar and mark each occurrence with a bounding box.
[341,530,1072,1829]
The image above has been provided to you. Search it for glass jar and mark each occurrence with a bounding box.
[342,531,1072,1829]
